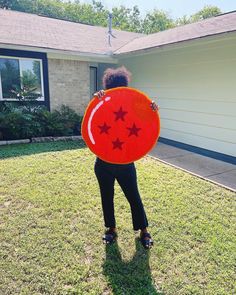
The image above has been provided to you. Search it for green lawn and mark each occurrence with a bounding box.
[0,141,235,295]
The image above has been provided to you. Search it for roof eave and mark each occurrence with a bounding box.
[0,43,118,63]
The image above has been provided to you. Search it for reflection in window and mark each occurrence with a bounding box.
[20,60,42,95]
[0,58,20,98]
[0,57,44,100]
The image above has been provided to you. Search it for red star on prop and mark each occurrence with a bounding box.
[98,122,111,134]
[112,138,124,150]
[127,123,141,137]
[114,107,128,121]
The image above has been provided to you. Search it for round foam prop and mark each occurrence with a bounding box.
[82,87,160,164]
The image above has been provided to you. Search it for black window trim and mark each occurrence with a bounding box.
[0,48,50,110]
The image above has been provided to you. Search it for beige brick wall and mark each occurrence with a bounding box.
[48,59,90,115]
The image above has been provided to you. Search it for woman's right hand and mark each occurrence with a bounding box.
[94,90,106,99]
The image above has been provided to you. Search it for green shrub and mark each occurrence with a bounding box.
[0,103,83,140]
[0,71,83,140]
[0,102,35,140]
[53,105,83,136]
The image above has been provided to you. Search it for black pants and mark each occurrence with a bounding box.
[94,158,148,231]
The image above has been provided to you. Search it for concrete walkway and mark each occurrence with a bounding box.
[149,142,236,192]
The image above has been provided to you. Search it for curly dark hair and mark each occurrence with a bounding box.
[102,66,131,89]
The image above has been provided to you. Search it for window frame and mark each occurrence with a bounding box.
[0,55,45,101]
[89,66,98,99]
[0,49,50,110]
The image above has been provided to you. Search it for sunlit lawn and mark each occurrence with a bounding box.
[0,141,235,295]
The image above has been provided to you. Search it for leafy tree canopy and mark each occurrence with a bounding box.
[142,9,175,34]
[176,5,222,26]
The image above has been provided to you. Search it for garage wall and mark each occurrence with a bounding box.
[118,36,236,157]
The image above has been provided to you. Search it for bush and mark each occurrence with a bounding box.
[0,103,83,140]
[53,105,83,136]
[0,102,36,140]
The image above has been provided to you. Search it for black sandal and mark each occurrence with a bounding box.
[102,229,117,244]
[140,232,153,249]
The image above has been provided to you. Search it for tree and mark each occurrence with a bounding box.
[0,0,18,9]
[127,5,142,33]
[142,10,174,34]
[190,5,222,22]
[111,5,142,33]
[112,5,136,32]
[91,0,109,27]
[175,15,191,26]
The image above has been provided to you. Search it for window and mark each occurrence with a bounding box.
[90,66,97,99]
[0,56,44,100]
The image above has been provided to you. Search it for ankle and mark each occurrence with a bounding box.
[140,228,148,234]
[108,227,116,232]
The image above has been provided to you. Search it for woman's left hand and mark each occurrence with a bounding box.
[150,101,159,111]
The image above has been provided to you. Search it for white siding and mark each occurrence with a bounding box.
[118,36,236,157]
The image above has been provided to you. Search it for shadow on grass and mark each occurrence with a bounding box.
[103,238,161,295]
[0,140,87,159]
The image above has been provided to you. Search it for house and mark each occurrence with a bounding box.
[0,9,236,162]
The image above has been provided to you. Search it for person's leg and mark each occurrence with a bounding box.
[116,164,148,231]
[94,161,116,229]
[116,164,153,248]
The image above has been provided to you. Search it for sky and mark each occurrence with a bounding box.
[78,0,236,18]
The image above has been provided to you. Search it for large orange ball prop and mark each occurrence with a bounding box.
[82,87,160,164]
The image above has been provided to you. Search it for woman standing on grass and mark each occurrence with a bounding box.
[94,66,158,249]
